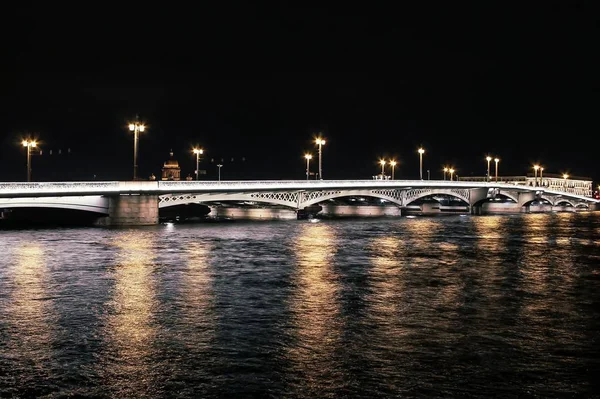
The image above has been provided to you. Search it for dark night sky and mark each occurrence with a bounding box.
[2,3,599,183]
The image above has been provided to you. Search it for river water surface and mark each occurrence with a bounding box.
[1,212,599,398]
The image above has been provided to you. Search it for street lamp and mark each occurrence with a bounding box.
[315,137,326,180]
[563,173,569,190]
[449,168,455,181]
[443,167,448,180]
[390,160,397,180]
[533,165,540,186]
[418,148,425,180]
[379,159,386,178]
[540,167,544,186]
[217,164,223,181]
[494,158,500,182]
[486,156,492,182]
[128,115,146,180]
[22,139,37,182]
[304,154,312,180]
[192,148,204,180]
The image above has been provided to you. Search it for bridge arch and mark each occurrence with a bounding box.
[554,199,575,207]
[159,192,300,209]
[497,191,519,203]
[404,188,470,206]
[300,189,403,208]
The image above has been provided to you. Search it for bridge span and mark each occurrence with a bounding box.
[0,180,598,225]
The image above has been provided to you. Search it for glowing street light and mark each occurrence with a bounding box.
[128,115,146,180]
[494,158,500,182]
[533,165,540,186]
[443,167,448,180]
[486,156,492,182]
[304,154,312,180]
[540,166,544,185]
[390,160,397,180]
[449,168,455,181]
[418,148,425,180]
[315,137,326,180]
[192,148,204,180]
[22,139,37,182]
[563,173,569,190]
[379,159,386,178]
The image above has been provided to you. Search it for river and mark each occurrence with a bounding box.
[1,212,599,397]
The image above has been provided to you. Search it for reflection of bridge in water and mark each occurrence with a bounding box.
[0,179,598,226]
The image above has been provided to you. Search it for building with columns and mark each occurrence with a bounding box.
[459,173,593,197]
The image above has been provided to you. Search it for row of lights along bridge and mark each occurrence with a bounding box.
[19,118,573,185]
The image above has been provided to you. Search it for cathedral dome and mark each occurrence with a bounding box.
[161,150,181,180]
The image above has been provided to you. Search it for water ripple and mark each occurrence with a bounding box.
[1,213,599,397]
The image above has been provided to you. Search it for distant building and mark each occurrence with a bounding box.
[161,150,181,181]
[458,173,593,197]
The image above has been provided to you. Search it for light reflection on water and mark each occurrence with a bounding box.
[287,223,343,396]
[100,231,159,396]
[2,244,55,394]
[1,212,599,397]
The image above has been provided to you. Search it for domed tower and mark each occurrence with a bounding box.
[161,150,181,181]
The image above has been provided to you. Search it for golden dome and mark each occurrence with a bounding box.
[163,150,179,168]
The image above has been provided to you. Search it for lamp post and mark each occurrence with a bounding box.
[192,148,203,180]
[449,168,455,181]
[443,167,448,180]
[540,167,544,186]
[418,148,425,180]
[217,164,223,181]
[563,173,569,191]
[390,160,396,180]
[379,159,386,178]
[533,165,540,186]
[315,137,326,180]
[304,154,312,180]
[486,156,492,182]
[128,115,146,180]
[494,158,500,182]
[22,139,37,182]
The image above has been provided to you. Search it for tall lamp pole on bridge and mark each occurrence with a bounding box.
[418,148,425,180]
[486,156,492,182]
[563,173,569,190]
[443,167,448,180]
[390,160,396,180]
[22,139,37,182]
[128,116,146,180]
[217,164,223,181]
[379,159,386,178]
[449,168,455,181]
[304,154,312,180]
[533,165,540,186]
[540,166,544,185]
[494,158,500,182]
[315,137,326,180]
[193,148,204,180]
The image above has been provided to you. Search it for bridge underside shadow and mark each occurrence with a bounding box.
[0,207,108,227]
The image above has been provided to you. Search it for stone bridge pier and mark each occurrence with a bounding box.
[98,194,159,226]
[469,187,500,215]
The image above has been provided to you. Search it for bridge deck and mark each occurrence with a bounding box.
[0,180,597,203]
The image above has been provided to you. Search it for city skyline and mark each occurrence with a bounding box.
[2,3,598,183]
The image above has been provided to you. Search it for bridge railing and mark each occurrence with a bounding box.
[0,181,121,195]
[0,179,597,202]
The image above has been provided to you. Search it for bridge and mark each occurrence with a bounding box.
[1,179,598,225]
